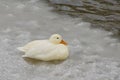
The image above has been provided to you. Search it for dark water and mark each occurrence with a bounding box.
[48,0,120,35]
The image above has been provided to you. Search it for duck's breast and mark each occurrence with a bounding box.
[53,44,69,59]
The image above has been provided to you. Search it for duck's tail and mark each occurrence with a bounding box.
[22,55,28,57]
[17,47,26,52]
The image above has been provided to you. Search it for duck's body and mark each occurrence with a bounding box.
[17,34,69,61]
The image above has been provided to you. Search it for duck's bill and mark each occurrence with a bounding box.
[60,40,67,45]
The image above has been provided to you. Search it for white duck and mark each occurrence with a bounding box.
[17,34,69,61]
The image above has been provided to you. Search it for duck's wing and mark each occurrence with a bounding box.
[24,41,56,58]
[17,40,45,52]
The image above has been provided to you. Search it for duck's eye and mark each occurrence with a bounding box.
[56,37,59,39]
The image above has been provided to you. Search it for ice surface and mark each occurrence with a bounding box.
[0,0,120,80]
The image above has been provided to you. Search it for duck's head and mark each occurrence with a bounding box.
[49,34,67,45]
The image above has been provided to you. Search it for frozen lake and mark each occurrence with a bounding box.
[0,0,120,80]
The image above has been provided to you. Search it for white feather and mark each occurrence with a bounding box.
[17,34,69,61]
